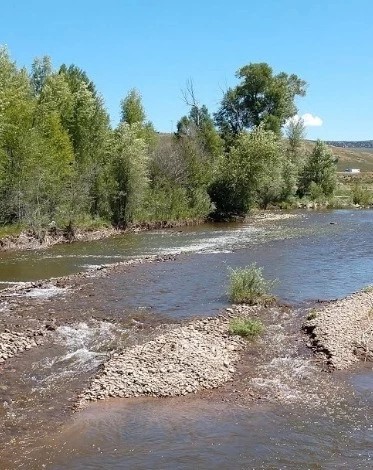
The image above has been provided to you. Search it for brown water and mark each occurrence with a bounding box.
[0,210,372,469]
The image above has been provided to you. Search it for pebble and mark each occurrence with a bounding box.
[304,289,373,369]
[0,329,43,363]
[77,309,255,406]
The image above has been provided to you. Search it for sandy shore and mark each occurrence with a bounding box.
[303,288,373,369]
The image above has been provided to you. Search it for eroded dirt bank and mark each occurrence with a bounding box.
[0,218,207,253]
[0,211,298,252]
[304,288,373,369]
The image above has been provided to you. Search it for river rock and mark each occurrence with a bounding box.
[303,288,373,369]
[77,313,251,405]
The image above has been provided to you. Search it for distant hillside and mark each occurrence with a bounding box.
[157,134,373,172]
[326,141,373,149]
[304,141,373,172]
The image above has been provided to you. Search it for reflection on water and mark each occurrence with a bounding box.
[43,394,372,470]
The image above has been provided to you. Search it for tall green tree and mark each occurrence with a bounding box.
[209,126,285,214]
[57,64,111,218]
[0,47,35,223]
[109,123,149,226]
[297,140,337,198]
[120,88,156,148]
[30,56,52,96]
[215,63,306,142]
[282,117,306,200]
[120,89,145,125]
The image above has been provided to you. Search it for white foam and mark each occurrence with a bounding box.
[25,286,66,299]
[157,227,261,255]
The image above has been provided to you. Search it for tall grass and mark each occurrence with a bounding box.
[229,317,264,338]
[228,264,276,305]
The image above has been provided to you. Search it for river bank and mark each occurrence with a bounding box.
[304,288,373,369]
[0,212,300,253]
[0,218,207,253]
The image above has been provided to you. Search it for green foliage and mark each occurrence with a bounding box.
[215,62,306,140]
[0,224,23,238]
[109,123,149,226]
[229,317,264,338]
[210,126,285,215]
[351,183,372,206]
[285,118,306,161]
[306,309,318,320]
[298,140,337,198]
[120,89,146,125]
[0,48,342,236]
[228,264,276,305]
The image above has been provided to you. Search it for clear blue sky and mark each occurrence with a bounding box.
[1,0,372,140]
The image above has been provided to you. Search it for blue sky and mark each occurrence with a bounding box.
[1,0,372,140]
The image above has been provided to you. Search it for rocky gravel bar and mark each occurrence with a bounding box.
[304,288,373,369]
[0,329,44,364]
[77,311,254,406]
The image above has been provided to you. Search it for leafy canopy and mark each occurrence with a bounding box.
[215,63,306,139]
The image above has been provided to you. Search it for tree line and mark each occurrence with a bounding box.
[0,47,337,234]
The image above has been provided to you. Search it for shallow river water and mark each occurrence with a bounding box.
[0,210,372,469]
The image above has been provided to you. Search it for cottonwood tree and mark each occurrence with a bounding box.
[215,63,306,142]
[109,123,149,226]
[209,126,285,215]
[0,47,35,223]
[282,117,307,200]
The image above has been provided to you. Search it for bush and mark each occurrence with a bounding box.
[351,183,372,206]
[229,318,264,338]
[228,264,276,305]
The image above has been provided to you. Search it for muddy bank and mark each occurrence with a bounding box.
[304,288,373,369]
[0,212,299,253]
[0,226,118,252]
[77,307,260,406]
[0,218,206,253]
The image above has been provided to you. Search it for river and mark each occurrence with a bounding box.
[0,210,372,469]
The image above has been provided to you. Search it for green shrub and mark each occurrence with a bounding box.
[351,183,372,206]
[362,285,373,293]
[306,309,318,320]
[0,224,24,238]
[228,263,276,305]
[229,317,264,338]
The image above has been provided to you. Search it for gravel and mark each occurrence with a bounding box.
[77,311,256,406]
[303,289,373,369]
[0,329,44,363]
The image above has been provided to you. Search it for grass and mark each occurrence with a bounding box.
[0,224,24,238]
[362,285,373,293]
[229,317,264,338]
[228,264,276,305]
[306,309,318,321]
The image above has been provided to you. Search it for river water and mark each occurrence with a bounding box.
[0,210,372,469]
